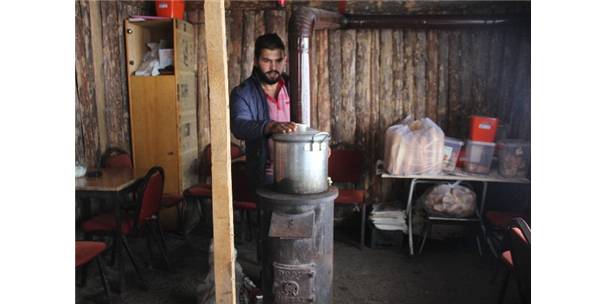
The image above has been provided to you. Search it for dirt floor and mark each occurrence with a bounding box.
[76,219,521,304]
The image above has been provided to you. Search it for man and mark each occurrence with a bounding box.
[230,33,297,189]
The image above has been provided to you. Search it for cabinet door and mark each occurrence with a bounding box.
[129,76,181,193]
[177,71,199,190]
[174,19,196,73]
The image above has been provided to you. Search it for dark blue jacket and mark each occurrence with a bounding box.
[230,73,289,188]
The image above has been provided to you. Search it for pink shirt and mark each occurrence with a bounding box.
[265,79,290,176]
[265,79,290,122]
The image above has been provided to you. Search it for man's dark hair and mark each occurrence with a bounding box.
[254,33,285,60]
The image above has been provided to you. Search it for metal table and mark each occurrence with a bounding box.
[381,169,530,256]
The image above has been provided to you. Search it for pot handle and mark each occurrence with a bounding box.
[310,132,330,151]
[311,132,330,143]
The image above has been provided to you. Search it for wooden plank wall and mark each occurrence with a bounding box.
[213,6,531,197]
[76,1,530,199]
[75,0,150,167]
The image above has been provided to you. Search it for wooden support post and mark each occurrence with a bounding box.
[204,1,236,303]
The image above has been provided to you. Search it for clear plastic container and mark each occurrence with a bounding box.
[442,137,464,173]
[464,140,496,174]
[497,140,530,178]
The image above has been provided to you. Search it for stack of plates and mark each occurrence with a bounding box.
[369,201,406,232]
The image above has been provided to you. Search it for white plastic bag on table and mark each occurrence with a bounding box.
[384,115,445,175]
[421,182,477,218]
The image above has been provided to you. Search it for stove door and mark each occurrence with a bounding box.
[272,262,315,303]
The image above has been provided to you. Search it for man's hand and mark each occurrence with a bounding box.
[266,121,297,134]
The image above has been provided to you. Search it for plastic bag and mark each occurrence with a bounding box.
[384,115,445,175]
[421,182,477,218]
[134,40,168,76]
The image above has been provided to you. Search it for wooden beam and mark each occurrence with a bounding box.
[379,29,393,139]
[426,30,439,122]
[447,31,462,137]
[75,0,101,167]
[355,30,371,149]
[204,1,236,303]
[403,29,416,119]
[437,31,450,129]
[89,0,107,152]
[317,30,331,134]
[340,29,356,144]
[328,30,341,143]
[100,0,129,149]
[414,30,427,119]
[241,12,255,82]
[228,9,243,90]
[392,30,405,122]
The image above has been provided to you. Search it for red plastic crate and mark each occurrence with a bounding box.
[156,0,185,20]
[469,116,499,142]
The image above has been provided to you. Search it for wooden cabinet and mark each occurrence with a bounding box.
[125,19,198,193]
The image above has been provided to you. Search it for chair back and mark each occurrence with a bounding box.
[328,148,365,184]
[136,166,165,224]
[509,217,531,304]
[231,161,255,202]
[101,147,132,169]
[202,143,244,177]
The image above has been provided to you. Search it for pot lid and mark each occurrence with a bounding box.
[272,123,331,142]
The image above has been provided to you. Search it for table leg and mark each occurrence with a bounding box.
[406,179,417,256]
[113,192,124,293]
[75,195,91,239]
[478,182,488,256]
[480,181,488,215]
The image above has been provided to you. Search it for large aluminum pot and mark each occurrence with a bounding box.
[273,124,331,194]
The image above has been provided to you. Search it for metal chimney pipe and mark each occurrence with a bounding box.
[288,7,342,125]
[342,14,528,29]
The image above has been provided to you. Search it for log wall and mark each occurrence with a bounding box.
[75,0,150,167]
[76,1,530,199]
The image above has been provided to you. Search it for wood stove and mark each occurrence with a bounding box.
[257,186,338,304]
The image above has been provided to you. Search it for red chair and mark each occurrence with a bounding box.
[200,143,245,179]
[184,143,245,222]
[231,161,258,242]
[81,166,169,288]
[100,146,132,169]
[76,241,111,301]
[497,217,530,304]
[99,147,141,213]
[485,210,531,257]
[328,147,368,249]
[101,147,187,236]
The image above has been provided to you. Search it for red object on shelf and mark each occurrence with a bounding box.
[156,0,184,20]
[456,148,466,168]
[338,1,347,14]
[469,115,499,142]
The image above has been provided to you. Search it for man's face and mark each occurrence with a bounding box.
[255,48,286,84]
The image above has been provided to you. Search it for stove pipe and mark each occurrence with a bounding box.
[288,7,342,125]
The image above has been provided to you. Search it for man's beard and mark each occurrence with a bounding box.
[254,66,281,85]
